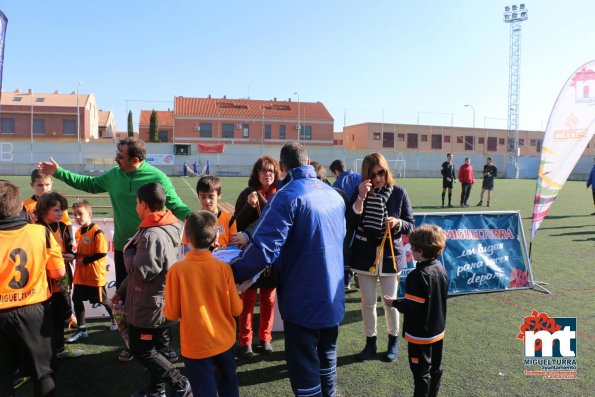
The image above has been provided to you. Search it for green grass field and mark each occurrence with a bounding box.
[7,175,594,397]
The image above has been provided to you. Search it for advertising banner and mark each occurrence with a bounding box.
[145,154,175,165]
[198,143,224,153]
[531,60,595,241]
[398,211,532,298]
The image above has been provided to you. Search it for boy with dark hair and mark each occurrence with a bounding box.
[67,200,117,343]
[196,176,237,248]
[113,182,191,397]
[329,159,362,198]
[0,181,65,397]
[383,224,448,397]
[24,169,72,225]
[36,192,83,359]
[164,211,243,396]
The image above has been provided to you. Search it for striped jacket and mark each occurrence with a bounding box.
[394,259,448,345]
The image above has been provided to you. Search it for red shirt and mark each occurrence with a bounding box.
[458,164,475,184]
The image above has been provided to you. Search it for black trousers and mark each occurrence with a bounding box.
[114,250,127,289]
[128,324,186,392]
[408,340,444,397]
[460,183,472,205]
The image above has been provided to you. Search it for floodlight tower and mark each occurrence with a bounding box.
[503,4,528,179]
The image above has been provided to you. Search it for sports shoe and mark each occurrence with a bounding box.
[476,201,483,206]
[131,387,166,397]
[238,345,253,358]
[56,347,84,359]
[487,202,491,207]
[448,204,454,208]
[174,379,193,397]
[119,349,134,362]
[166,350,179,363]
[258,341,273,354]
[66,329,89,343]
[110,320,119,331]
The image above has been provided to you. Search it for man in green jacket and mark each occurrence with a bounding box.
[38,137,192,288]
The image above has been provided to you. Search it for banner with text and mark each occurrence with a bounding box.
[145,154,175,165]
[398,212,532,298]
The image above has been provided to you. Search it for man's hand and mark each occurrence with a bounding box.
[37,157,60,176]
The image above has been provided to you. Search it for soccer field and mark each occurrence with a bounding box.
[7,175,594,397]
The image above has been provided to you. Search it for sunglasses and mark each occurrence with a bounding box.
[370,169,387,178]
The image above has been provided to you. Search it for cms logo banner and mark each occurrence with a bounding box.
[517,310,576,358]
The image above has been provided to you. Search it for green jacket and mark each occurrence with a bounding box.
[55,162,192,250]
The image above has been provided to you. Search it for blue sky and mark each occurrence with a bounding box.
[1,1,594,132]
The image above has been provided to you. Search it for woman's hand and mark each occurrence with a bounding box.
[247,191,259,208]
[230,232,249,248]
[357,180,372,200]
[387,217,401,230]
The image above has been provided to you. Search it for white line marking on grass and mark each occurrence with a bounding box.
[181,177,198,198]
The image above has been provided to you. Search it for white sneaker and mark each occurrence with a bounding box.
[56,347,84,358]
[110,320,119,331]
[66,329,89,343]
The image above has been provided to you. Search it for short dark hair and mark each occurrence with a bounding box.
[72,199,92,211]
[196,176,221,196]
[447,153,452,157]
[118,137,146,161]
[184,210,218,249]
[30,169,51,184]
[329,159,346,174]
[0,181,23,217]
[280,142,308,170]
[36,192,68,222]
[409,224,446,260]
[248,156,281,190]
[137,183,166,212]
[487,157,492,161]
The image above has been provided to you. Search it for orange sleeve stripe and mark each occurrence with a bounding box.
[404,293,426,304]
[410,357,419,364]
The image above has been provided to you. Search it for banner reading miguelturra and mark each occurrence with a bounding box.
[398,212,532,298]
[531,60,595,241]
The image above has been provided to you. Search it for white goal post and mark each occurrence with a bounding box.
[353,152,406,178]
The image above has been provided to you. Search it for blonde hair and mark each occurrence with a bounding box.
[360,152,395,186]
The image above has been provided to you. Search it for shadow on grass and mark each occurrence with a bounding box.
[550,230,595,237]
[573,237,595,242]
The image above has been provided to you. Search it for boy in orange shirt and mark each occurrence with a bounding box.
[67,200,117,344]
[196,176,237,248]
[0,181,66,396]
[23,169,72,225]
[164,210,243,397]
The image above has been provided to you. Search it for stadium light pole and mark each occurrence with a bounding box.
[464,104,476,152]
[293,92,300,143]
[76,81,83,165]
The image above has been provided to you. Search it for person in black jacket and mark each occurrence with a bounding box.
[347,153,415,363]
[384,224,448,397]
[440,153,456,208]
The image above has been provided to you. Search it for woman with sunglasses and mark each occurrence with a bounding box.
[347,152,414,363]
[232,156,281,358]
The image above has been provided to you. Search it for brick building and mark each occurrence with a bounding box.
[0,89,101,141]
[139,96,335,145]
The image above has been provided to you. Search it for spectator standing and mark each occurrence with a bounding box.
[183,161,188,177]
[112,183,191,397]
[164,211,243,397]
[329,159,362,198]
[477,157,497,207]
[587,158,595,215]
[231,143,346,397]
[440,153,456,208]
[193,161,199,175]
[458,158,474,207]
[348,152,414,363]
[232,156,281,358]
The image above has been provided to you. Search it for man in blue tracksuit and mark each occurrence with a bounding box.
[587,159,595,215]
[232,143,346,397]
[329,159,362,198]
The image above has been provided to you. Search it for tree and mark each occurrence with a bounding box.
[149,110,159,143]
[127,110,134,137]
